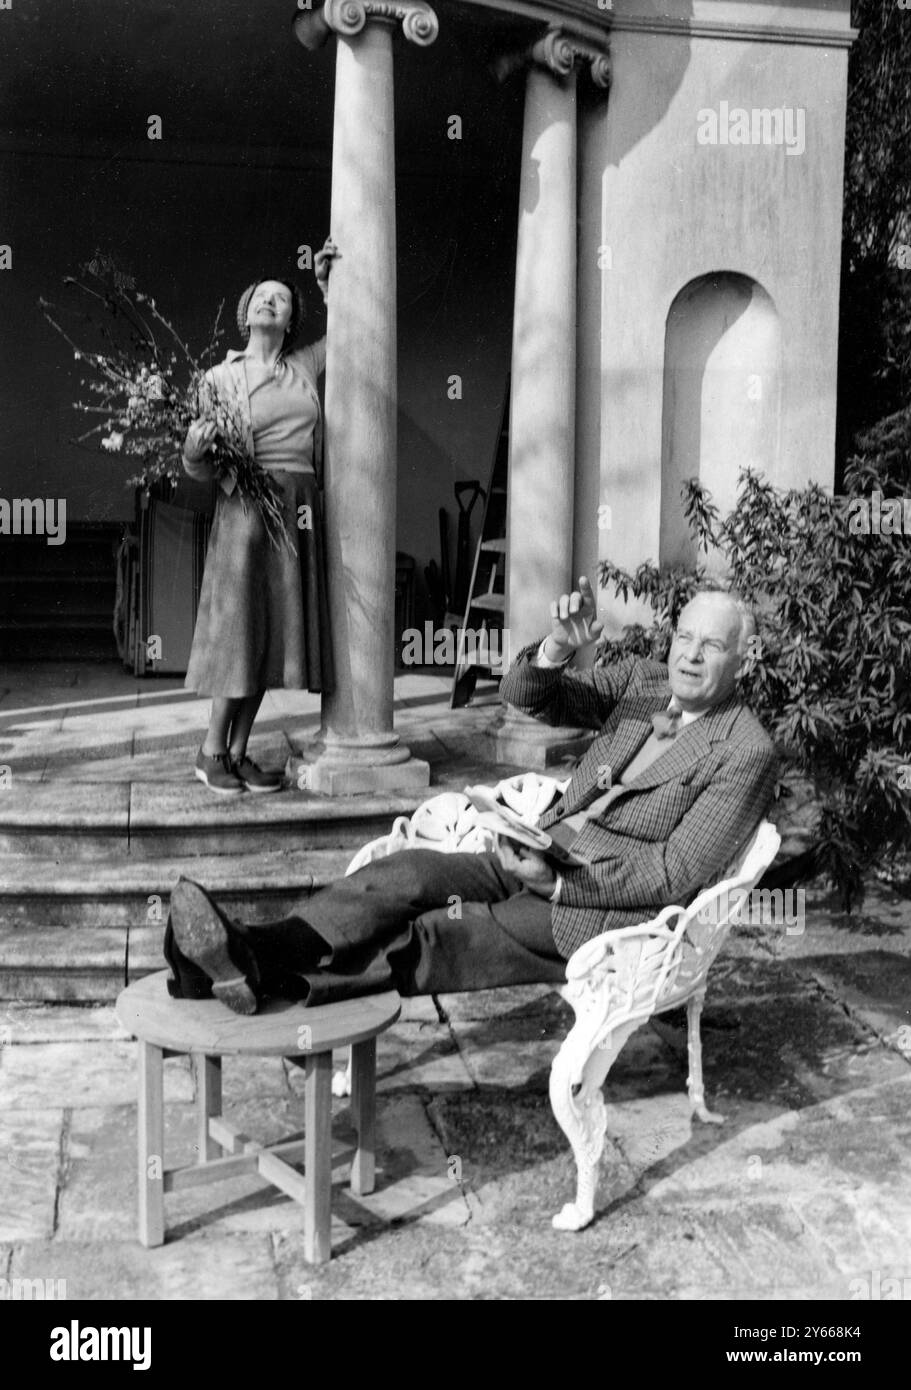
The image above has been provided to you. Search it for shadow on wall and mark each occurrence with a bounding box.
[659,271,781,575]
[597,0,694,167]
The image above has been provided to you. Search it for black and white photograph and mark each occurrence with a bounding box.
[0,0,909,1335]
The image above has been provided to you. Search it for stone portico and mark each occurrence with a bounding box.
[0,1,855,777]
[284,0,854,781]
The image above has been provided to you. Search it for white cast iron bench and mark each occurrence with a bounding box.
[340,776,780,1231]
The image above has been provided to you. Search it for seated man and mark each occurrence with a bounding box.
[164,579,777,1014]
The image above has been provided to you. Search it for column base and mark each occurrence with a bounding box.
[482,707,594,771]
[286,734,431,798]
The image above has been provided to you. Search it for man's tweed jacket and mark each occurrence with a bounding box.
[499,641,778,958]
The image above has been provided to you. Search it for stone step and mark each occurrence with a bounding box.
[0,925,161,1002]
[0,780,429,859]
[0,842,367,1001]
[0,849,354,927]
[0,839,380,1001]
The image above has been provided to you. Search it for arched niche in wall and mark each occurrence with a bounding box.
[659,273,781,576]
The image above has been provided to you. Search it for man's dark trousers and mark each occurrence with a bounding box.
[168,850,568,1007]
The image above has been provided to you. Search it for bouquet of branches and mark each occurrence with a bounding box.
[40,253,292,552]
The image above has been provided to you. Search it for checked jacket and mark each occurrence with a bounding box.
[499,642,779,957]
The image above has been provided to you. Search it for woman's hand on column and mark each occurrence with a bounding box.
[183,418,217,465]
[314,237,339,304]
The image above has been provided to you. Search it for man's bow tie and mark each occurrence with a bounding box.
[652,707,683,740]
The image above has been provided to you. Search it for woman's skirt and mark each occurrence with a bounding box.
[185,470,333,698]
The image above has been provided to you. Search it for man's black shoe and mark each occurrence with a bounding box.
[163,914,214,1000]
[169,878,258,1015]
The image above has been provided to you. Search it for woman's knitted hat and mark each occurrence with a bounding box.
[236,279,305,347]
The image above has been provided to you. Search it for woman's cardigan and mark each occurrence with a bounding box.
[182,338,327,494]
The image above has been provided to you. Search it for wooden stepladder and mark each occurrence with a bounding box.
[450,379,510,709]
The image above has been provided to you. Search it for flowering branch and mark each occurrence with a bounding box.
[40,255,292,552]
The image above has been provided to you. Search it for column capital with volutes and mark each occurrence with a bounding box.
[293,0,439,51]
[494,25,610,92]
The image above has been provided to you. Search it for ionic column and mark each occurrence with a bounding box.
[488,29,611,769]
[290,0,436,795]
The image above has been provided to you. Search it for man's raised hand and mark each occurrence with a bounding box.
[544,576,604,662]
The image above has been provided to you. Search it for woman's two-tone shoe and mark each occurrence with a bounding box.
[195,748,246,795]
[230,754,284,794]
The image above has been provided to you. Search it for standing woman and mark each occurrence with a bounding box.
[182,240,338,794]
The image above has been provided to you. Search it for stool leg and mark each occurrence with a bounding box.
[138,1041,165,1248]
[195,1054,222,1162]
[350,1037,376,1196]
[304,1051,332,1265]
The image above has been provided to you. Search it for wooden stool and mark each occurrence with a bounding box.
[115,970,401,1264]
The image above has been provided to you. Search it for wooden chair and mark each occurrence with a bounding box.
[341,781,779,1231]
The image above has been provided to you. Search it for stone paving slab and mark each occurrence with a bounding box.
[130,723,292,761]
[0,707,68,735]
[665,957,907,1112]
[58,1103,196,1244]
[798,951,911,1050]
[398,997,441,1023]
[597,1200,839,1298]
[284,1021,476,1096]
[360,1093,473,1229]
[270,1226,456,1300]
[0,1110,65,1243]
[95,737,291,782]
[10,1235,281,1300]
[5,733,135,774]
[58,703,147,741]
[0,763,47,781]
[59,1097,351,1243]
[788,1188,910,1278]
[425,1090,586,1222]
[56,1086,470,1250]
[373,1021,477,1093]
[216,1053,298,1102]
[436,983,562,1022]
[58,701,201,737]
[0,1039,193,1110]
[0,1003,129,1044]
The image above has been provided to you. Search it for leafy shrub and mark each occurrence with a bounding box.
[597,411,911,911]
[837,1,911,463]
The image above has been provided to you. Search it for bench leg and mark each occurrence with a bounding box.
[549,1020,639,1232]
[350,1037,376,1196]
[304,1051,333,1264]
[195,1054,222,1161]
[687,990,725,1125]
[138,1041,165,1247]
